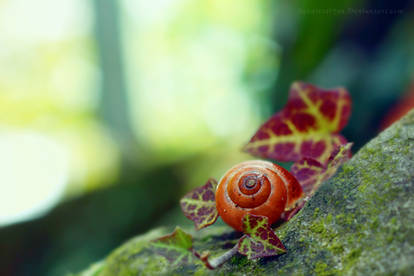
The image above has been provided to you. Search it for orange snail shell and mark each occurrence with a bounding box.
[215,160,303,232]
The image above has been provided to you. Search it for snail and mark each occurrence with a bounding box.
[215,160,303,232]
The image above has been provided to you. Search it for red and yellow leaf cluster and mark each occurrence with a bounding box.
[180,179,219,230]
[166,81,354,269]
[244,82,351,164]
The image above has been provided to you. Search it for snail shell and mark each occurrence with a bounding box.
[215,160,303,232]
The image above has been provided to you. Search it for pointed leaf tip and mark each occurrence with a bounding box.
[180,179,219,230]
[237,214,286,260]
[149,227,195,266]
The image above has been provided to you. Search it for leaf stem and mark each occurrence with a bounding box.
[195,244,239,270]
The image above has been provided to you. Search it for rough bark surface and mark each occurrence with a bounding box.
[77,110,414,276]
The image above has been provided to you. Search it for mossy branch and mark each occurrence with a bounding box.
[77,110,414,276]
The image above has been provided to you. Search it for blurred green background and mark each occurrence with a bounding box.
[0,0,413,275]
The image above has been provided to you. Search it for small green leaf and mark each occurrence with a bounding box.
[180,179,219,230]
[149,227,195,266]
[237,214,286,259]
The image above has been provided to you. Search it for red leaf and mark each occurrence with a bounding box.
[278,143,352,223]
[244,82,351,164]
[290,158,325,194]
[180,179,219,230]
[237,214,286,259]
[291,143,353,197]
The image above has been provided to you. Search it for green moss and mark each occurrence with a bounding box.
[384,181,392,189]
[337,248,363,274]
[357,183,367,193]
[313,207,320,218]
[347,248,362,260]
[308,215,338,242]
[314,262,328,273]
[326,214,333,224]
[341,164,354,174]
[334,213,354,226]
[328,240,344,254]
[309,221,325,234]
[370,217,379,229]
[314,262,338,276]
[229,255,249,266]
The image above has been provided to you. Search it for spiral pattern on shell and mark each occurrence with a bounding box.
[215,160,303,232]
